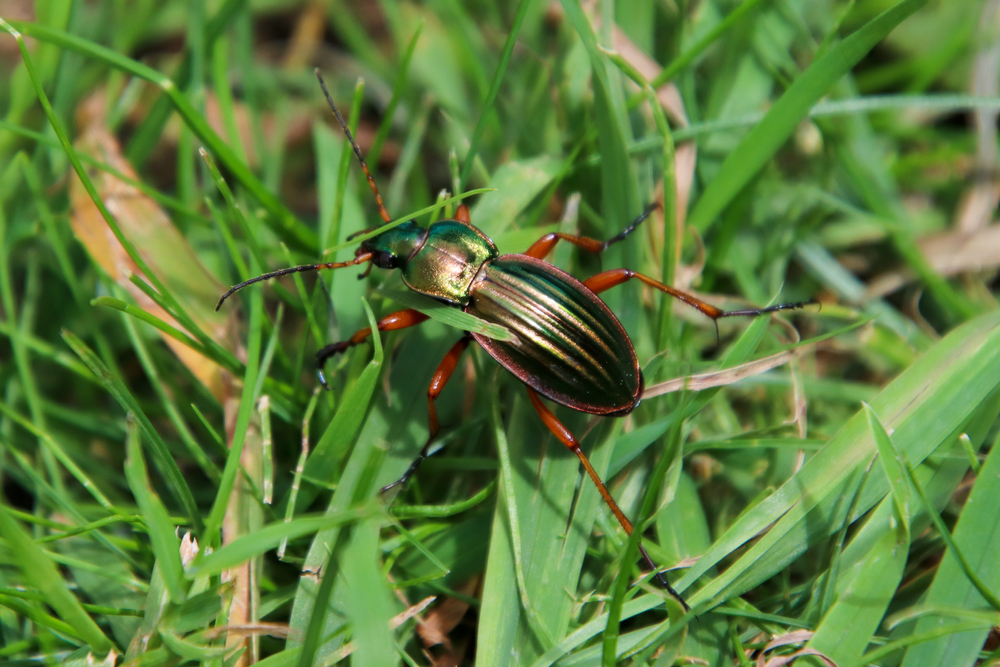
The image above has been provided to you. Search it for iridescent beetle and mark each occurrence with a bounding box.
[217,70,808,609]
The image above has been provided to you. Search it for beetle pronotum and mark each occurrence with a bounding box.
[218,70,809,610]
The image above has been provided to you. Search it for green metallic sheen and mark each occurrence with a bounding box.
[362,221,425,261]
[399,220,498,305]
[465,255,642,415]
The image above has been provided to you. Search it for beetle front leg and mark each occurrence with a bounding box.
[381,336,472,493]
[317,308,430,388]
[523,204,660,260]
[525,388,689,610]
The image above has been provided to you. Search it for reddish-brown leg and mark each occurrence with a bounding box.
[456,204,472,224]
[381,336,472,492]
[584,269,809,341]
[525,388,689,609]
[317,308,430,388]
[523,204,660,260]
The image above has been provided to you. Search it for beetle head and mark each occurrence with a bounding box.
[358,220,425,270]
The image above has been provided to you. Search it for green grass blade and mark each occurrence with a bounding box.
[190,509,372,579]
[7,19,316,251]
[679,312,1000,608]
[865,403,912,539]
[685,0,929,234]
[288,299,385,660]
[201,278,264,547]
[898,434,1000,666]
[369,23,423,166]
[0,505,114,655]
[61,330,201,532]
[124,417,186,605]
[459,0,533,190]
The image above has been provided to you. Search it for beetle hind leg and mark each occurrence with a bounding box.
[381,336,472,493]
[525,388,689,611]
[583,269,810,344]
[317,308,430,389]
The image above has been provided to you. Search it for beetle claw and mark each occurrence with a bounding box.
[316,341,353,388]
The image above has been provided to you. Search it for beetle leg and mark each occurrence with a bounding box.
[523,204,660,260]
[381,336,472,492]
[317,308,430,388]
[525,388,689,610]
[456,204,471,223]
[583,269,810,343]
[524,233,605,260]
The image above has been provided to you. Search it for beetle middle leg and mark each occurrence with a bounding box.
[523,204,659,260]
[381,336,472,493]
[317,308,430,388]
[525,387,689,610]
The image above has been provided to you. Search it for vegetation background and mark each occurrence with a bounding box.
[0,0,998,665]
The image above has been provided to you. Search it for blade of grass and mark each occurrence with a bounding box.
[124,0,244,165]
[528,311,1000,667]
[650,0,771,89]
[91,296,239,376]
[369,23,423,166]
[803,410,911,666]
[897,431,1000,666]
[864,404,912,532]
[321,188,493,256]
[118,307,221,483]
[458,0,533,190]
[124,416,186,605]
[288,299,385,659]
[6,18,316,251]
[278,388,320,559]
[680,313,1000,609]
[685,0,929,234]
[200,276,264,548]
[0,505,114,655]
[487,388,555,649]
[61,330,201,532]
[190,509,373,579]
[1,119,207,223]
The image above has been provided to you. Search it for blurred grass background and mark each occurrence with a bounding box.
[1,0,999,665]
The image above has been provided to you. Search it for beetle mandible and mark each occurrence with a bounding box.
[217,70,809,610]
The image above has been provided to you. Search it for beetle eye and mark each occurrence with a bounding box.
[373,252,398,269]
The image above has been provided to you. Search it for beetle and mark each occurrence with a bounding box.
[217,70,808,610]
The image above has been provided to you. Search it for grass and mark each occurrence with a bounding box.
[0,1,998,666]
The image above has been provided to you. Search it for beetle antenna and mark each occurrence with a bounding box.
[216,253,375,311]
[315,69,392,224]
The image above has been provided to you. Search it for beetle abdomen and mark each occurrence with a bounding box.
[466,255,642,416]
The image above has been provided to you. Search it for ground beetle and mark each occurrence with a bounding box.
[217,70,808,610]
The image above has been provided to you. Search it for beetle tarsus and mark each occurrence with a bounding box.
[638,543,690,612]
[380,440,433,493]
[317,369,331,391]
[599,202,662,252]
[316,341,353,389]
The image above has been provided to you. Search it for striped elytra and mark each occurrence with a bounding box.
[467,254,643,416]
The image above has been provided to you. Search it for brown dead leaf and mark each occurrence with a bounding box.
[644,348,802,400]
[417,597,467,651]
[748,630,839,667]
[69,92,235,400]
[865,225,1000,299]
[760,648,837,667]
[0,1,32,60]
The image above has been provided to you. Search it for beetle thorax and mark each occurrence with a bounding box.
[397,220,499,305]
